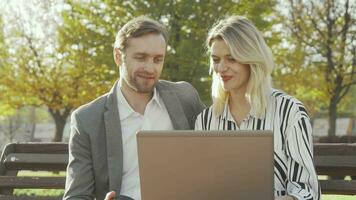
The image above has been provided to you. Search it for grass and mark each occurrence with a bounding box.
[323,195,356,200]
[14,171,65,197]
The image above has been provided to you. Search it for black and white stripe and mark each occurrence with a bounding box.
[195,89,321,200]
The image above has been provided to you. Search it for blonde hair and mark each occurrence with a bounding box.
[207,16,274,118]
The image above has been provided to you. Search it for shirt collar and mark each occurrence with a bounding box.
[117,84,135,120]
[151,87,164,110]
[116,83,163,120]
[220,98,266,122]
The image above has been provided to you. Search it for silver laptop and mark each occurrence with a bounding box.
[137,130,274,200]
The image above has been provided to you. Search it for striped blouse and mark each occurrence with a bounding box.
[195,89,321,200]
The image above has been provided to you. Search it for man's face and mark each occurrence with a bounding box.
[116,33,166,94]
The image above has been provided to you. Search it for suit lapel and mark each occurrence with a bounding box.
[157,83,190,129]
[104,81,123,193]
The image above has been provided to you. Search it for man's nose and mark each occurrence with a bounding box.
[143,60,156,72]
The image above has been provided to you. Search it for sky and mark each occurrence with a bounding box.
[0,0,65,38]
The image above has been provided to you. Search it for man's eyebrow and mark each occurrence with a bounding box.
[133,52,165,57]
[133,52,148,56]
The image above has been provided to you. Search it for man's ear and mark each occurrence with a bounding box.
[113,48,122,66]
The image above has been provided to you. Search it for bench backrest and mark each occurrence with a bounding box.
[1,142,356,197]
[0,142,68,199]
[314,143,356,195]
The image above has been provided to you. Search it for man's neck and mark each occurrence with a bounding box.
[120,80,153,115]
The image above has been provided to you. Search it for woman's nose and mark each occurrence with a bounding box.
[216,60,228,72]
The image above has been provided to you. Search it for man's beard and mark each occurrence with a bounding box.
[126,72,157,93]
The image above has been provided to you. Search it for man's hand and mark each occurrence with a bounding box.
[275,195,297,200]
[104,191,116,200]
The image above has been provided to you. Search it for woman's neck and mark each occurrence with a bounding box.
[228,91,251,126]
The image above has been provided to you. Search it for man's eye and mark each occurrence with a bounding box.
[155,58,163,63]
[135,57,145,61]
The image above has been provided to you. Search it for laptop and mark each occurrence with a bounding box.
[137,130,274,200]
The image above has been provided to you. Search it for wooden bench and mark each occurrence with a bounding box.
[0,142,68,200]
[1,142,355,198]
[314,136,356,143]
[314,143,356,195]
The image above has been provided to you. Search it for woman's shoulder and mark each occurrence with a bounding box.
[197,106,214,119]
[270,88,309,119]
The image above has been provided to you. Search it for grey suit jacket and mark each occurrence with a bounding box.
[64,80,205,200]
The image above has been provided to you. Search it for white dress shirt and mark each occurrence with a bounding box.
[117,84,174,200]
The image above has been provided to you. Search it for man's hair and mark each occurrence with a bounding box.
[206,15,274,118]
[113,16,168,52]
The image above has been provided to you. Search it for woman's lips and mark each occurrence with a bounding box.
[221,75,232,82]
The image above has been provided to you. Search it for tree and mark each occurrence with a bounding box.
[272,35,329,118]
[285,0,355,136]
[0,14,17,117]
[60,0,277,104]
[1,0,279,141]
[0,111,22,142]
[0,0,114,141]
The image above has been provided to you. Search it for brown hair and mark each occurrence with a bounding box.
[113,16,168,51]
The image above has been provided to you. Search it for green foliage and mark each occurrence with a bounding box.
[5,0,352,139]
[60,0,277,104]
[272,41,329,117]
[0,15,16,117]
[280,0,356,133]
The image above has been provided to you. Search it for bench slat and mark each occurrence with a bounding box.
[0,176,65,189]
[320,180,356,195]
[314,143,356,155]
[315,156,356,167]
[4,153,68,171]
[316,168,356,176]
[13,143,68,154]
[315,155,356,176]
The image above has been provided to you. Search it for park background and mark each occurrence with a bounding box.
[0,0,355,199]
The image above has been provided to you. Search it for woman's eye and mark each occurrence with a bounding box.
[212,59,220,63]
[227,58,236,62]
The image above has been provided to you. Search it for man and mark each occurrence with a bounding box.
[64,16,205,200]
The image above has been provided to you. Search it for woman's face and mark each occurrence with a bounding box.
[210,39,250,94]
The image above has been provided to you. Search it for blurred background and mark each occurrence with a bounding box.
[0,0,355,148]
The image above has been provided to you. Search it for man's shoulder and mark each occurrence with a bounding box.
[157,80,195,92]
[72,92,109,118]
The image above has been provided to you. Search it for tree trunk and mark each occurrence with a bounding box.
[29,107,36,141]
[8,117,14,142]
[328,97,338,136]
[48,108,71,142]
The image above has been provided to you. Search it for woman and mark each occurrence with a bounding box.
[195,16,320,200]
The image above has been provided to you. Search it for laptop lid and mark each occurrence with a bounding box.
[137,130,274,200]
